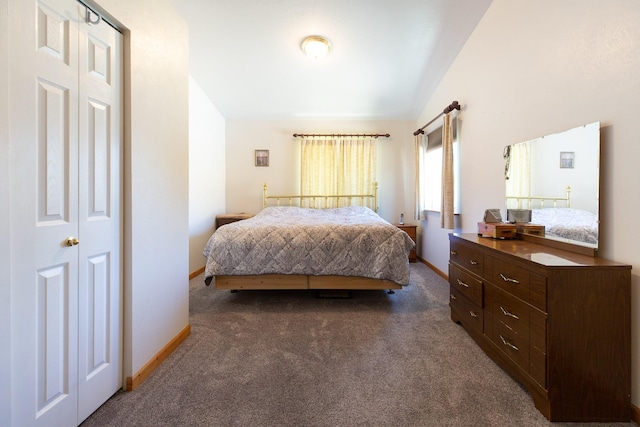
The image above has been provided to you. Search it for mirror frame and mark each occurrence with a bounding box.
[504,122,600,255]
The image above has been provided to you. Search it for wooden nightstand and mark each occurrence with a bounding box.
[395,224,417,262]
[215,213,254,229]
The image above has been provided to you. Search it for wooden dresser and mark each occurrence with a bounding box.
[395,224,417,262]
[448,233,631,422]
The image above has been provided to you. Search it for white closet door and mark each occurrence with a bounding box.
[9,0,122,425]
[76,6,122,424]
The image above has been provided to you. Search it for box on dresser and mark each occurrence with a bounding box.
[448,233,631,422]
[477,221,517,239]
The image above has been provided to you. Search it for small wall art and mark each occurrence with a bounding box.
[560,152,574,169]
[255,149,269,167]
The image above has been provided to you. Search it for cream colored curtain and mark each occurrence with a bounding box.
[300,136,377,208]
[505,141,531,208]
[440,113,454,229]
[414,133,428,220]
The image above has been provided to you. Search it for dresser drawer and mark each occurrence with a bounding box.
[485,255,546,311]
[450,287,483,337]
[486,283,548,387]
[449,263,483,306]
[485,283,529,336]
[486,311,529,372]
[450,240,484,277]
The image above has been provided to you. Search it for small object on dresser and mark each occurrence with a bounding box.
[507,208,532,223]
[399,213,404,225]
[477,221,517,239]
[483,209,503,223]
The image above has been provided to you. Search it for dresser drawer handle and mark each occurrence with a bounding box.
[469,311,478,318]
[450,294,457,300]
[450,250,457,255]
[456,279,469,288]
[499,273,519,284]
[500,335,519,351]
[500,306,520,319]
[469,260,478,265]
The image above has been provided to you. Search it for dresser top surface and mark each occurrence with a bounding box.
[451,233,630,269]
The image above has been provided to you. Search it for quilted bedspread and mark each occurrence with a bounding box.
[531,208,598,244]
[203,206,415,286]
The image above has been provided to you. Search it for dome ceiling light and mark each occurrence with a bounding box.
[301,35,332,60]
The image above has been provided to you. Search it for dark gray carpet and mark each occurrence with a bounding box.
[81,263,635,426]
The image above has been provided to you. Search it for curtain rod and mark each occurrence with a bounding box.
[293,133,390,138]
[413,100,460,136]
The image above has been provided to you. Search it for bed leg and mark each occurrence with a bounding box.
[387,289,395,294]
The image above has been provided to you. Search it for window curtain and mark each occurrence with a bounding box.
[505,141,531,209]
[440,113,454,229]
[414,133,428,220]
[300,136,377,208]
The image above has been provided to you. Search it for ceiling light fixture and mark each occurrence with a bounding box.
[301,35,331,60]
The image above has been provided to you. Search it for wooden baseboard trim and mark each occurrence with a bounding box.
[189,266,205,280]
[417,256,448,281]
[632,403,639,424]
[125,324,191,391]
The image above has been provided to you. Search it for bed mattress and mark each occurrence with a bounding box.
[203,206,415,286]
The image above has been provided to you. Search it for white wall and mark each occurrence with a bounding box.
[0,0,11,424]
[417,0,640,407]
[92,0,190,380]
[189,76,226,274]
[225,120,415,225]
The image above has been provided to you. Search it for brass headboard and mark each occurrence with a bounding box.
[263,182,379,212]
[506,185,571,209]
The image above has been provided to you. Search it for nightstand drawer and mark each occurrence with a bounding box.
[215,213,254,228]
[395,224,417,263]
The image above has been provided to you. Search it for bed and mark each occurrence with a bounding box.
[203,184,415,291]
[530,207,598,244]
[506,186,599,244]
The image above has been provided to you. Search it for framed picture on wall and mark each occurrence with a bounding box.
[560,152,574,169]
[255,149,269,167]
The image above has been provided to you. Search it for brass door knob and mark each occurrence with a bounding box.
[65,237,80,246]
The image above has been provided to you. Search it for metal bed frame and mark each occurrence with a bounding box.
[263,182,378,212]
[506,185,571,209]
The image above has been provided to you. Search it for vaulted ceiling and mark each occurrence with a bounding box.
[167,0,492,121]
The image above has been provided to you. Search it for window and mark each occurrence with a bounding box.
[299,136,377,208]
[417,120,460,214]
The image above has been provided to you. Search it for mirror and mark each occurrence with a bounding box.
[504,122,600,249]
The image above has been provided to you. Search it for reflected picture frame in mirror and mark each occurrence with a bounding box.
[504,122,600,250]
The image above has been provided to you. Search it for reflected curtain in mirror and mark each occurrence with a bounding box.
[505,140,531,209]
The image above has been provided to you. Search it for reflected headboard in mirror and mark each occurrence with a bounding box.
[504,122,600,250]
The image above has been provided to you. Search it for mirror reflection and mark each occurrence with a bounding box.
[504,122,600,248]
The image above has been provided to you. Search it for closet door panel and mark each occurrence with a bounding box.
[77,10,122,423]
[10,1,80,425]
[10,0,122,425]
